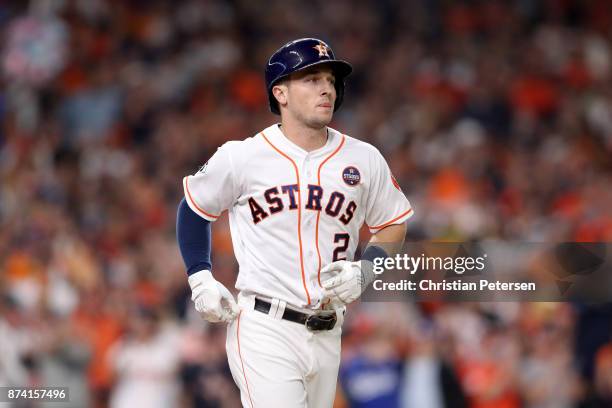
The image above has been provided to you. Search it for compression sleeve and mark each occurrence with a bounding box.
[176,198,212,276]
[360,245,389,287]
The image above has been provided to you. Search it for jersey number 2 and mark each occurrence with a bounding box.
[332,233,350,261]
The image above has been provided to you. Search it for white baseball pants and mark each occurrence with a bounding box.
[226,294,344,408]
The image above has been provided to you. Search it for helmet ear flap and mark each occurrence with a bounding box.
[334,81,345,113]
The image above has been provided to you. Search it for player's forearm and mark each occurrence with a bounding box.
[368,222,407,256]
[176,198,212,275]
[361,222,407,285]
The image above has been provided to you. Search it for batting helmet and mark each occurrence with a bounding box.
[265,38,353,115]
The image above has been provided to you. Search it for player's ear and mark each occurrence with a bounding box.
[272,84,288,108]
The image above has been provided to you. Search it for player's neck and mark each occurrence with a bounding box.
[278,120,328,152]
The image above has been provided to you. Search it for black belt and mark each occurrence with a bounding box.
[254,298,337,331]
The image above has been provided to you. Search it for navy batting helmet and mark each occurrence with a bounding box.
[265,38,352,115]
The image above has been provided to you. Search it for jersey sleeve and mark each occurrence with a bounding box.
[183,144,239,222]
[365,149,414,233]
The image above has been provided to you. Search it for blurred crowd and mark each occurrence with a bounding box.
[0,0,611,407]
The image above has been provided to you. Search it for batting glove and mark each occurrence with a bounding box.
[188,270,239,323]
[321,260,373,306]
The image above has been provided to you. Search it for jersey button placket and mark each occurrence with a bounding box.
[301,155,318,294]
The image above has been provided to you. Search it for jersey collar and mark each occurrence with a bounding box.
[264,124,341,158]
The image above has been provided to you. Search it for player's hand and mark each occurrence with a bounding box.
[188,270,239,323]
[320,260,364,306]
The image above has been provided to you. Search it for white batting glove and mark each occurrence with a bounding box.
[320,261,366,306]
[188,270,239,323]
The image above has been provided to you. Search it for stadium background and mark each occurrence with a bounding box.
[0,0,611,407]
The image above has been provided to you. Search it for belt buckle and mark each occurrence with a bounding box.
[305,311,337,332]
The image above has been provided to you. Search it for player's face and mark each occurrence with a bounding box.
[282,66,337,128]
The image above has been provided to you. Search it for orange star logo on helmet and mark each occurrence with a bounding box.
[313,42,329,58]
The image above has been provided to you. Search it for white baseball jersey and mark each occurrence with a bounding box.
[183,124,413,308]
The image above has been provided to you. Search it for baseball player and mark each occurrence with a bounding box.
[176,37,413,407]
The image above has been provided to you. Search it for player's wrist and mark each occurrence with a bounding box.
[360,245,389,287]
[361,245,388,264]
[188,269,215,291]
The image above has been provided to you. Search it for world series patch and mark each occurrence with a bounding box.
[342,166,361,186]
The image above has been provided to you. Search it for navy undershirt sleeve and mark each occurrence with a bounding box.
[176,198,212,276]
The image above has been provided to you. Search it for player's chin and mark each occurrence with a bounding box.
[311,108,334,126]
[308,117,332,129]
